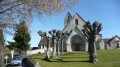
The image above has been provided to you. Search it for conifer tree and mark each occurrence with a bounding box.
[14,21,31,54]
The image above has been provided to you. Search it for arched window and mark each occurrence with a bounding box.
[75,19,78,25]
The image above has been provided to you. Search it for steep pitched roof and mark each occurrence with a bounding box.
[108,35,120,43]
[75,12,86,23]
[103,38,110,44]
[62,12,86,32]
[38,37,52,46]
[64,12,72,21]
[38,37,48,46]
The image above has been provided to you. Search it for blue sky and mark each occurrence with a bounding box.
[6,0,120,47]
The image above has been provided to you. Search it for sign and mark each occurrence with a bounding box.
[5,55,8,59]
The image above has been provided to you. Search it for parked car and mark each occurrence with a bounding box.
[10,55,22,66]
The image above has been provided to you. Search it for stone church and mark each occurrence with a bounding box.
[38,12,105,52]
[61,12,104,52]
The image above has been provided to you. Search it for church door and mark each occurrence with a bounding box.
[75,43,80,51]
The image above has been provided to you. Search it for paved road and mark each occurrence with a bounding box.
[6,58,29,67]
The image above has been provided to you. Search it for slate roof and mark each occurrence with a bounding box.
[103,38,110,44]
[38,37,52,46]
[108,35,120,43]
[103,35,120,44]
[38,37,48,46]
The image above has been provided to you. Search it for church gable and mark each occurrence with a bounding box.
[62,12,86,33]
[66,26,87,45]
[64,12,72,27]
[72,13,86,30]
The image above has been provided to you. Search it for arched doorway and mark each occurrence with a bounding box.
[71,35,85,51]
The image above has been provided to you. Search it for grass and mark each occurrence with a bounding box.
[29,49,120,67]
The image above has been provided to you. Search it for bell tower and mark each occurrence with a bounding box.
[64,12,72,27]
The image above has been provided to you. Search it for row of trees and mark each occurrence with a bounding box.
[38,21,102,63]
[38,30,68,61]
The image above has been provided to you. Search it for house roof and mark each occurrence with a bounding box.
[38,37,52,46]
[103,38,110,44]
[109,35,120,43]
[103,35,120,44]
[38,37,48,46]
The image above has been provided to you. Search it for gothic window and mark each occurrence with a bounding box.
[68,16,69,20]
[75,19,78,25]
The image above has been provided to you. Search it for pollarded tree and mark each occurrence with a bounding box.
[14,21,31,54]
[38,30,51,61]
[49,30,58,59]
[83,21,102,63]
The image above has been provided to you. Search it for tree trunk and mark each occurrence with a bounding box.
[61,39,63,55]
[57,40,60,56]
[18,50,21,55]
[52,39,56,59]
[44,39,50,61]
[88,39,91,53]
[89,38,98,63]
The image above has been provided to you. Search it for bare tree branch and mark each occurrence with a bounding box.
[0,4,21,14]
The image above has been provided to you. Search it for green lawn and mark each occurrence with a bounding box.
[30,49,120,67]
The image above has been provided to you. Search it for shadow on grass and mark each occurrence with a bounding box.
[32,58,43,60]
[62,52,86,55]
[60,56,88,59]
[32,57,89,63]
[49,59,89,63]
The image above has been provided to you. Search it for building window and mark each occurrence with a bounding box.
[43,45,44,49]
[109,44,111,47]
[117,41,119,48]
[68,16,69,20]
[75,19,78,25]
[38,45,41,49]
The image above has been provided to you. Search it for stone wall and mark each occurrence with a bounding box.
[25,58,41,67]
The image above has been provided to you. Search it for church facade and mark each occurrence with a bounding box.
[38,12,105,52]
[61,12,104,52]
